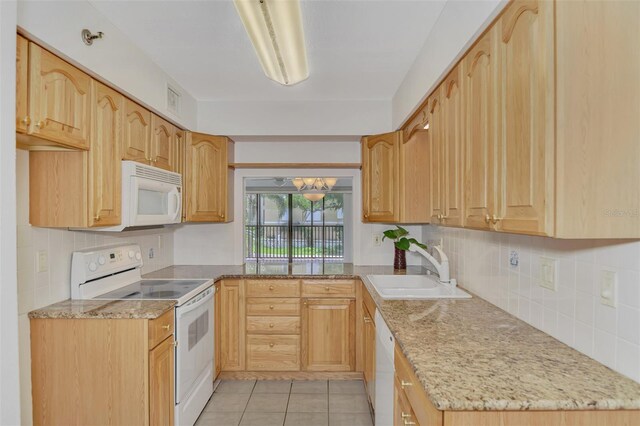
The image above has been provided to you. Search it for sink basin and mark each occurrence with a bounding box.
[366,274,471,300]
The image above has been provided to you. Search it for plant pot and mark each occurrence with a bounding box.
[394,247,407,270]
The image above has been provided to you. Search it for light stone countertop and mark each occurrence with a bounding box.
[143,263,640,411]
[28,299,176,320]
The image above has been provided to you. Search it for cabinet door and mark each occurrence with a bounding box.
[361,131,400,222]
[428,90,445,223]
[220,280,245,371]
[363,306,375,403]
[441,66,464,227]
[28,43,91,149]
[174,130,187,222]
[301,298,355,372]
[400,127,430,223]
[394,377,419,426]
[149,336,175,426]
[497,0,554,236]
[464,27,498,230]
[185,133,228,222]
[89,81,123,227]
[151,114,175,171]
[123,99,151,163]
[16,35,29,134]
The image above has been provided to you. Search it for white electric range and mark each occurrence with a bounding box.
[70,244,215,426]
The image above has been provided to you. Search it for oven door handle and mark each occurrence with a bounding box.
[177,287,215,317]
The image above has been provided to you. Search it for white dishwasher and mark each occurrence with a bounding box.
[375,310,395,426]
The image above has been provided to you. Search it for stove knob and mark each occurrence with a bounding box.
[98,255,106,265]
[128,250,135,259]
[135,252,142,261]
[88,261,98,272]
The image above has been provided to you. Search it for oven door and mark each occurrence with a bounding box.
[175,287,214,408]
[129,176,182,226]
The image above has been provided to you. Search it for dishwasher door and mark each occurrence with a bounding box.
[375,310,395,426]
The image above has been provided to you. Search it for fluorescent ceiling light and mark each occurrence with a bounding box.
[234,0,309,86]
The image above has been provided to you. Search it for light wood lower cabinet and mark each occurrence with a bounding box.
[246,335,301,371]
[301,298,355,372]
[30,311,175,426]
[220,279,245,371]
[362,293,376,405]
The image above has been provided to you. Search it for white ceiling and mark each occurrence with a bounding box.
[90,0,446,102]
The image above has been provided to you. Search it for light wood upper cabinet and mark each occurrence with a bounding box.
[428,89,445,224]
[89,81,123,227]
[220,280,245,371]
[184,132,234,222]
[28,43,91,149]
[151,114,175,171]
[400,126,431,223]
[464,27,498,230]
[496,0,554,236]
[16,35,29,134]
[301,298,355,372]
[122,99,152,163]
[149,336,175,426]
[441,65,464,227]
[361,131,400,222]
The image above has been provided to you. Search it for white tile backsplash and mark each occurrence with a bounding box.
[424,225,640,383]
[16,149,175,425]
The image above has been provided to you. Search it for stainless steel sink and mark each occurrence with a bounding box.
[366,274,471,300]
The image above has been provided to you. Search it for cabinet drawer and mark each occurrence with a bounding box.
[395,376,420,426]
[302,280,356,298]
[247,298,301,316]
[149,309,174,349]
[246,280,300,298]
[246,335,300,371]
[394,345,442,426]
[247,316,300,334]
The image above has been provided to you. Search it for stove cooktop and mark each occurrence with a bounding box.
[94,279,210,301]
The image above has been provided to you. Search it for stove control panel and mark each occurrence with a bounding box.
[71,244,143,296]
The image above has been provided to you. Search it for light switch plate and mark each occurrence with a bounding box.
[539,256,557,291]
[600,270,617,307]
[36,250,48,273]
[372,234,382,247]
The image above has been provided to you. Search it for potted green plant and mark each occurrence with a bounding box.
[382,226,428,270]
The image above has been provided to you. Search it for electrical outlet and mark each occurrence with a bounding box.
[36,250,48,273]
[373,234,382,247]
[539,256,557,291]
[510,250,519,267]
[148,248,155,259]
[600,270,617,307]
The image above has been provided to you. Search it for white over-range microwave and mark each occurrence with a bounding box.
[96,161,182,231]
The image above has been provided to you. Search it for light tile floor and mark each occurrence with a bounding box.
[195,379,374,426]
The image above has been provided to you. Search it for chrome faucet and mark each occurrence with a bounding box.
[408,244,451,285]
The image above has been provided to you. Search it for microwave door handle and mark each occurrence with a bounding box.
[170,191,181,221]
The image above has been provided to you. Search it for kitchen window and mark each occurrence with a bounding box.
[244,192,345,262]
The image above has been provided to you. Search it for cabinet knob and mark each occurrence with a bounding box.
[485,214,491,224]
[221,213,225,218]
[491,214,501,225]
[364,316,372,323]
[364,213,369,219]
[403,420,416,426]
[269,323,275,328]
[401,413,412,419]
[161,324,171,330]
[35,120,45,129]
[269,343,274,348]
[401,380,413,389]
[94,214,101,221]
[269,285,274,291]
[325,286,330,291]
[269,305,274,310]
[21,116,31,126]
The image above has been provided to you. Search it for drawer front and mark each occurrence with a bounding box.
[394,345,442,426]
[246,335,300,371]
[247,316,301,334]
[246,280,300,298]
[246,298,301,316]
[395,376,420,426]
[149,309,174,349]
[302,280,356,298]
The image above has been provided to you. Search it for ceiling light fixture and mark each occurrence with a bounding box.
[291,177,337,201]
[234,0,309,86]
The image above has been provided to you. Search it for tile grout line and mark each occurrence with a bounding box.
[236,380,257,426]
[282,381,293,426]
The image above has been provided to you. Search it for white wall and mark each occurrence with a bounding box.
[424,225,640,383]
[15,150,175,425]
[174,141,423,266]
[392,0,506,128]
[17,0,197,129]
[197,99,391,136]
[0,2,21,424]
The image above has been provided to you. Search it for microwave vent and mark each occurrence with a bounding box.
[134,164,182,185]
